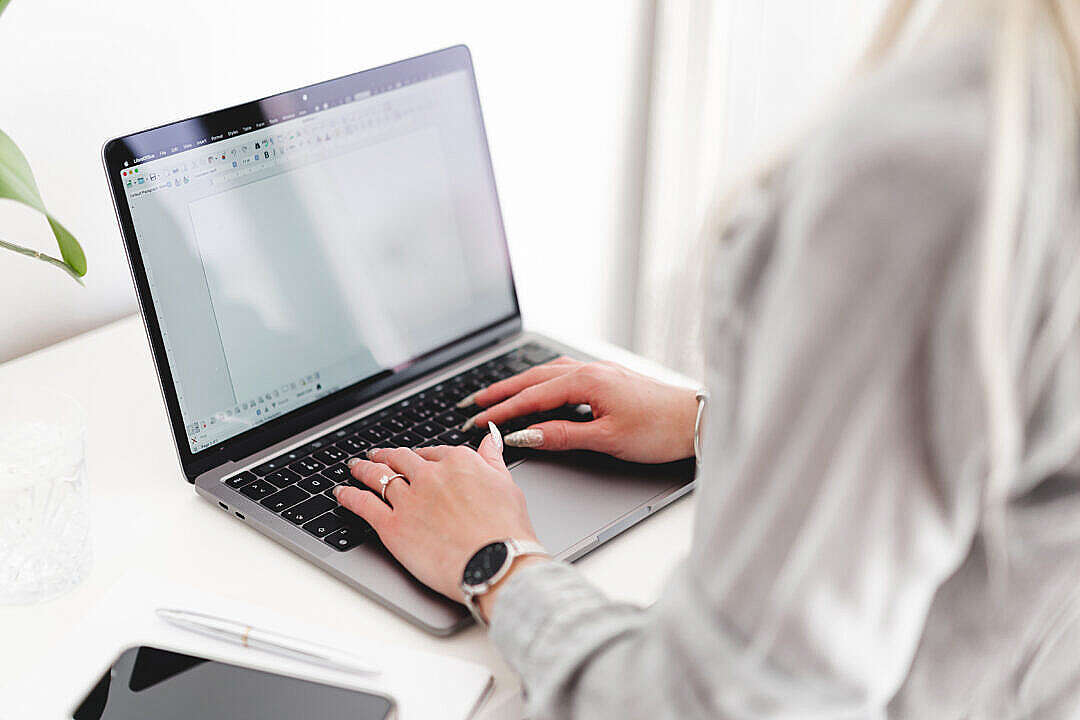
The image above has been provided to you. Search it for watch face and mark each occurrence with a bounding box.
[463,541,509,587]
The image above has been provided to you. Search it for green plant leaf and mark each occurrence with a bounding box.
[0,0,11,19]
[0,126,87,277]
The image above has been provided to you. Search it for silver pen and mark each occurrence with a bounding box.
[156,608,379,676]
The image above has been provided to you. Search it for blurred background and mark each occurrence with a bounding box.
[0,0,888,373]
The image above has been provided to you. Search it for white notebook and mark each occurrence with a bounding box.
[4,571,494,719]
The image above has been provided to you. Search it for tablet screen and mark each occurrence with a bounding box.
[73,646,394,720]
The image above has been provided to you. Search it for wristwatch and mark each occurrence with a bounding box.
[460,538,549,626]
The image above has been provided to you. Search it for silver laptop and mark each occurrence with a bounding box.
[102,45,695,635]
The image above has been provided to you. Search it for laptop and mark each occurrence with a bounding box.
[102,45,695,635]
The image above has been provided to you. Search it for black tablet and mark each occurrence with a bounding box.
[73,646,396,720]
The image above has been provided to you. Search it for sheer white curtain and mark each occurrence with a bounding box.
[632,0,888,377]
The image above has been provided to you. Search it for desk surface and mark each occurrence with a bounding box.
[0,315,696,718]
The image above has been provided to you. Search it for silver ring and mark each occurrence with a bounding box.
[380,473,407,502]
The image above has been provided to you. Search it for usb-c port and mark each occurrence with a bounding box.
[218,502,228,511]
[235,512,245,520]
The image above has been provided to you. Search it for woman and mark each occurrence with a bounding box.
[335,0,1080,716]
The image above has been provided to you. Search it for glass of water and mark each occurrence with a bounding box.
[0,385,91,604]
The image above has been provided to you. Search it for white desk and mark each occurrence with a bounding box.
[0,315,696,717]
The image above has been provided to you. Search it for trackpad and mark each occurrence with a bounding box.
[510,451,695,555]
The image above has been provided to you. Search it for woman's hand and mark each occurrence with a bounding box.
[460,357,698,464]
[334,428,540,605]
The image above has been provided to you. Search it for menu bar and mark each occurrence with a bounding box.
[107,48,468,170]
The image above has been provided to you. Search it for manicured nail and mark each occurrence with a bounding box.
[504,429,543,448]
[488,421,503,453]
[365,448,380,459]
[455,390,480,408]
[347,457,361,467]
[461,415,478,432]
[333,486,343,499]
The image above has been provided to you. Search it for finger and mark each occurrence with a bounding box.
[456,358,580,409]
[465,372,588,429]
[349,458,410,506]
[366,447,427,478]
[503,418,612,452]
[477,422,507,470]
[334,485,394,532]
[349,458,395,493]
[414,445,456,461]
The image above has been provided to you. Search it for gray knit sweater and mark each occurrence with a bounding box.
[489,27,1080,720]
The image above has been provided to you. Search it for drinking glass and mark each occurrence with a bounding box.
[0,385,91,604]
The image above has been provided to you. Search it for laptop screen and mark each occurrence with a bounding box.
[110,49,517,453]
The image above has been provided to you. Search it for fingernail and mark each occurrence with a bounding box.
[333,486,343,499]
[461,415,478,432]
[488,421,503,453]
[347,457,361,467]
[504,429,543,448]
[455,390,480,408]
[365,448,379,459]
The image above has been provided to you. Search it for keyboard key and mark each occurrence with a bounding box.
[252,457,289,476]
[400,409,427,424]
[302,512,344,538]
[436,411,465,427]
[391,431,424,447]
[259,448,307,471]
[314,446,348,465]
[322,463,350,482]
[333,505,376,533]
[360,424,392,443]
[502,447,528,465]
[339,436,368,453]
[413,421,442,438]
[385,416,410,433]
[238,479,275,499]
[324,526,365,551]
[276,449,306,464]
[260,485,309,512]
[264,468,301,488]
[522,343,559,364]
[299,474,335,493]
[290,457,325,476]
[283,495,335,525]
[225,471,256,488]
[505,358,531,373]
[437,429,467,445]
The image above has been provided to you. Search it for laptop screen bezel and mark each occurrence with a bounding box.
[102,45,523,481]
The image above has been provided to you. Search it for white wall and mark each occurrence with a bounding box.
[0,0,650,362]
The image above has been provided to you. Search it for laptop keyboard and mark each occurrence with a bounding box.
[222,342,591,552]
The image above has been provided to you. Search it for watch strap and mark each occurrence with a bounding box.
[507,538,547,557]
[462,538,549,627]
